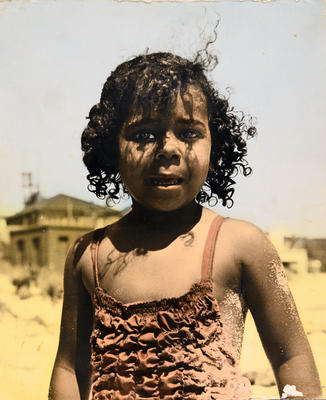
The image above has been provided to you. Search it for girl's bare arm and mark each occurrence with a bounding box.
[238,222,321,398]
[49,239,93,400]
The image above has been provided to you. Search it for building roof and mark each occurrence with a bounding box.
[6,193,121,224]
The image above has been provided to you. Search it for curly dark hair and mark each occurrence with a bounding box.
[81,52,256,207]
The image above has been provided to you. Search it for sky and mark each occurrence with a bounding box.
[0,0,325,237]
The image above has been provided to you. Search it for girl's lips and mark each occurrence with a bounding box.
[148,177,184,187]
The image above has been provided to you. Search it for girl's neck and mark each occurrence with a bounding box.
[126,200,202,231]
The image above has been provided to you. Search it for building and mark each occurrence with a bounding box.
[269,230,323,274]
[0,215,10,259]
[5,193,122,270]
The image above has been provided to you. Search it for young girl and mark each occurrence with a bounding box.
[49,52,321,400]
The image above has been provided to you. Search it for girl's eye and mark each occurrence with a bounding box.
[180,129,201,140]
[132,130,156,143]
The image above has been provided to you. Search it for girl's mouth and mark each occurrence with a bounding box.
[149,177,184,187]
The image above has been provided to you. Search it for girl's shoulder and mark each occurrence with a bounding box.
[203,208,266,244]
[68,222,117,271]
[208,212,271,263]
[218,217,279,274]
[221,217,266,241]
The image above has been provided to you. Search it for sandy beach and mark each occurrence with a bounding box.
[0,264,325,399]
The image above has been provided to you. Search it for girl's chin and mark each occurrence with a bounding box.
[146,205,185,212]
[133,198,197,213]
[130,187,201,212]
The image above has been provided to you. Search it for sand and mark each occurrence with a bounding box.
[0,267,325,399]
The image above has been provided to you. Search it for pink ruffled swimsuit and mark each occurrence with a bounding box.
[89,216,251,400]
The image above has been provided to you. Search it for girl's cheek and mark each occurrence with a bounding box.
[118,144,136,173]
[186,145,210,165]
[119,141,154,169]
[120,142,137,164]
[120,140,131,153]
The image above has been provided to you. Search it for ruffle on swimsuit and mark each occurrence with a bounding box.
[89,216,251,400]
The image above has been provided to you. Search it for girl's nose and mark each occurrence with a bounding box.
[155,132,181,161]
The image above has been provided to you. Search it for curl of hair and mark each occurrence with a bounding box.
[81,51,256,208]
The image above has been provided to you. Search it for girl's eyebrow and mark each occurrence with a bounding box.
[126,116,207,129]
[175,117,207,128]
[126,117,157,129]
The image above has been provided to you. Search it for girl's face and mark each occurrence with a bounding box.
[118,85,211,212]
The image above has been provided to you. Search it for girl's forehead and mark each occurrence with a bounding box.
[126,85,208,126]
[179,86,208,117]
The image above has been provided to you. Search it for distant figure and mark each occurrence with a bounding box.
[49,51,321,399]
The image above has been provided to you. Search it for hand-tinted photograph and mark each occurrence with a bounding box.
[0,1,325,399]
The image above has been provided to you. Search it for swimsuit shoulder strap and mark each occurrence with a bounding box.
[201,215,225,282]
[90,227,106,289]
